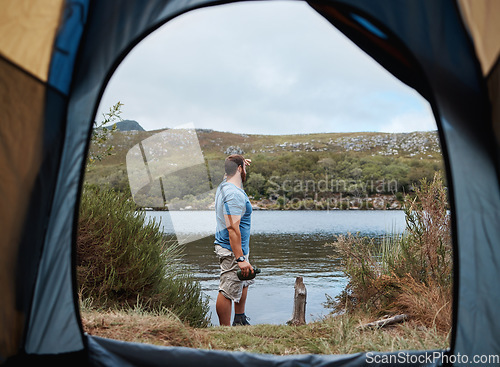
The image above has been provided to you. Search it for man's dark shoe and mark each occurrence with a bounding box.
[232,314,251,326]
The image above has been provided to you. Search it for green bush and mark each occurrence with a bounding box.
[77,184,209,327]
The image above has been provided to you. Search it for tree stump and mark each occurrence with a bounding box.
[288,276,307,326]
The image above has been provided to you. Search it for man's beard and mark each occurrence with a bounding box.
[241,170,246,183]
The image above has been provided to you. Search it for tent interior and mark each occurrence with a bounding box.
[1,0,499,366]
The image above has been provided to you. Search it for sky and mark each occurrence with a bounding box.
[97,1,437,135]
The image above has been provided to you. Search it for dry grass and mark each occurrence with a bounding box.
[329,173,452,333]
[81,309,449,355]
[82,309,204,348]
[394,276,451,333]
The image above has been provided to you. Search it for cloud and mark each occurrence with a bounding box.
[379,105,437,133]
[97,1,436,135]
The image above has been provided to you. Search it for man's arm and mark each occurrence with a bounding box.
[224,214,253,277]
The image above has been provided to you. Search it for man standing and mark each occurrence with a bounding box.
[214,154,254,326]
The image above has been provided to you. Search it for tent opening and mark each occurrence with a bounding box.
[80,0,452,354]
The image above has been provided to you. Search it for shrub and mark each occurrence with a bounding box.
[327,173,452,332]
[77,184,210,327]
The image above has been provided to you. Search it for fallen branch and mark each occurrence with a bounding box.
[358,314,409,330]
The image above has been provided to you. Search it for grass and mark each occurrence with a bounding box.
[81,307,449,355]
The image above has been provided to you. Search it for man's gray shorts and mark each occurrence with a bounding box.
[214,244,254,303]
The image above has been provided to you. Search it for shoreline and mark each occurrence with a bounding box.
[138,193,405,211]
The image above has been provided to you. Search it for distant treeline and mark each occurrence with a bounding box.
[242,152,444,200]
[86,150,444,210]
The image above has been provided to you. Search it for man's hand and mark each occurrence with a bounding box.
[244,158,251,167]
[237,260,253,277]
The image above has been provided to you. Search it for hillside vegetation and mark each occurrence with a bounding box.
[85,128,444,210]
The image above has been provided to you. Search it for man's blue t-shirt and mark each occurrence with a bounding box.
[214,180,252,255]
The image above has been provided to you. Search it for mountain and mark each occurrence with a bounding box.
[114,120,145,131]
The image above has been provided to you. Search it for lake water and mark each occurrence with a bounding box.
[145,210,406,326]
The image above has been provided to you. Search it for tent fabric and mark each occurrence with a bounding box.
[0,0,87,360]
[0,56,46,361]
[0,0,64,81]
[86,335,442,367]
[48,0,89,95]
[489,57,500,150]
[458,0,500,76]
[1,0,499,365]
[23,0,89,355]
